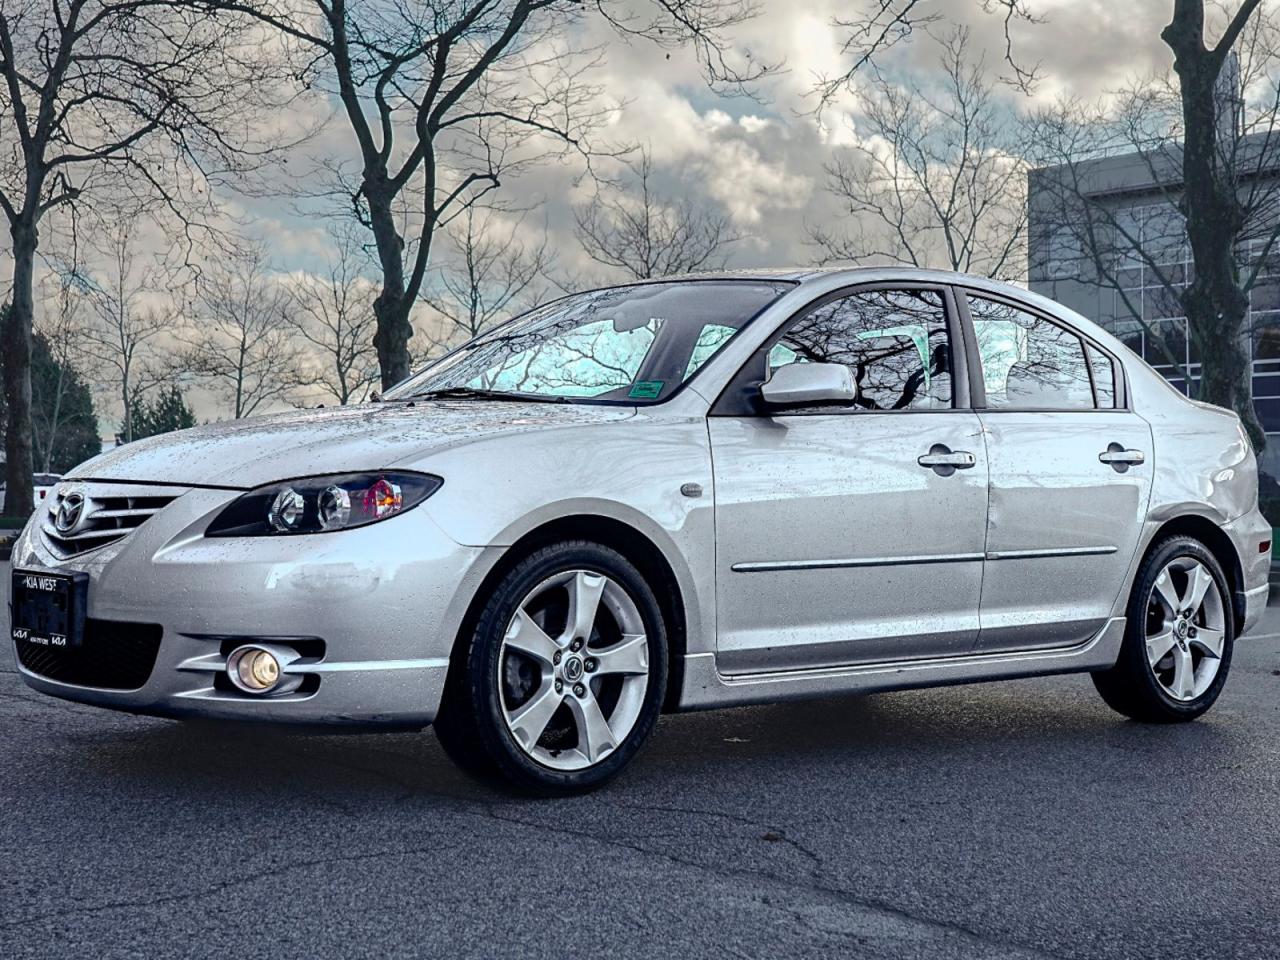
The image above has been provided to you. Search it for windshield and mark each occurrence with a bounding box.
[386,280,793,404]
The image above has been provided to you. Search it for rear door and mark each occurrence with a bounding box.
[961,290,1154,652]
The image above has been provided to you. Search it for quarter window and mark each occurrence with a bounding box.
[968,295,1096,409]
[1086,344,1117,408]
[767,288,954,412]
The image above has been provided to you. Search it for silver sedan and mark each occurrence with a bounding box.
[9,268,1271,793]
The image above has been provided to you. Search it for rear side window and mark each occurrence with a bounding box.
[1086,344,1117,408]
[967,295,1096,410]
[766,288,954,412]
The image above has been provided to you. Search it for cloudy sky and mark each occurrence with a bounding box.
[224,0,1186,279]
[11,0,1212,432]
[270,0,1184,274]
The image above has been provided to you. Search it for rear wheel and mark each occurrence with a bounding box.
[434,540,668,793]
[1092,535,1234,722]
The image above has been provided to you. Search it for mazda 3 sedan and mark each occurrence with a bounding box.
[9,268,1271,793]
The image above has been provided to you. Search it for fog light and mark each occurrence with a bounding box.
[248,650,279,688]
[226,644,303,695]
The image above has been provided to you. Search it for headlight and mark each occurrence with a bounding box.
[205,471,442,537]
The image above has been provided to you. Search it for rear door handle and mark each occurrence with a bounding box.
[1099,443,1145,472]
[918,444,977,476]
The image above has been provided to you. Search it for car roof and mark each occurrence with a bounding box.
[552,267,1118,363]
[569,266,1044,304]
[667,266,1118,350]
[675,266,1030,293]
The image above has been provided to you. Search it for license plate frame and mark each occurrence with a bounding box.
[10,569,89,650]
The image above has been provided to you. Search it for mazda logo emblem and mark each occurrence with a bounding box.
[562,656,585,682]
[54,491,86,534]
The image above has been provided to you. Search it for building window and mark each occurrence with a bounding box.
[1044,227,1082,279]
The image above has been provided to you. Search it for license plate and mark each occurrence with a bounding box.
[11,570,88,649]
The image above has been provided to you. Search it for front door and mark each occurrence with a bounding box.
[962,291,1154,652]
[709,286,990,674]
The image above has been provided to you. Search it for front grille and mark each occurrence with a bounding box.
[15,618,163,690]
[41,482,182,558]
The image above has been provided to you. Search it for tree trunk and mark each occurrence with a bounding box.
[2,223,37,516]
[120,365,132,444]
[43,363,67,473]
[367,185,415,389]
[1164,1,1267,450]
[1188,285,1260,435]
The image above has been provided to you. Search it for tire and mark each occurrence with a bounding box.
[1092,535,1234,723]
[434,539,668,794]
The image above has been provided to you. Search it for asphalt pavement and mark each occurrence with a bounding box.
[3,560,1280,960]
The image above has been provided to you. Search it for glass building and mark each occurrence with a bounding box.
[1026,146,1280,484]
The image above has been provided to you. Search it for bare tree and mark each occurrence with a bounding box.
[817,0,1042,106]
[1028,1,1280,448]
[573,149,742,280]
[1165,0,1273,446]
[31,278,90,471]
[184,244,306,419]
[226,1,770,392]
[77,221,170,444]
[285,227,380,406]
[421,204,553,353]
[0,0,298,514]
[810,28,1028,280]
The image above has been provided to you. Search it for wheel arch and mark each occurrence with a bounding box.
[1144,514,1246,635]
[446,514,690,712]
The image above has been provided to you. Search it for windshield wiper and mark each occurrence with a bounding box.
[410,386,570,403]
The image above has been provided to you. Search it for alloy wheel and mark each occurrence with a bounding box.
[498,569,650,771]
[1144,557,1226,702]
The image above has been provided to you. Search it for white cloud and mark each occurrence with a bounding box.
[12,0,1214,429]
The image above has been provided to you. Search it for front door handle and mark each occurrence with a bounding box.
[918,444,977,477]
[1099,443,1145,472]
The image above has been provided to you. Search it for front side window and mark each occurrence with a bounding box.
[765,288,954,412]
[968,295,1096,410]
[388,280,791,405]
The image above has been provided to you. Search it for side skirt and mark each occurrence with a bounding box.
[674,617,1126,711]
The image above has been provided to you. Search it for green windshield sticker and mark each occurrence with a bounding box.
[628,380,665,400]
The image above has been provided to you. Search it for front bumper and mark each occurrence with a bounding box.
[9,485,488,728]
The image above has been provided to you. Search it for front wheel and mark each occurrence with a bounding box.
[434,540,668,794]
[1092,535,1234,723]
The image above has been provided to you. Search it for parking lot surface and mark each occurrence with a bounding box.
[3,561,1280,959]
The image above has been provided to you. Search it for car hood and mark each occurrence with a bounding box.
[69,401,637,489]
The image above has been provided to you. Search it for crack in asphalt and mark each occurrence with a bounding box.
[0,767,1058,960]
[0,841,452,933]
[467,804,1064,960]
[94,728,1047,957]
[599,797,825,865]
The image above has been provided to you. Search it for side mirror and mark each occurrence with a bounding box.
[760,362,856,408]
